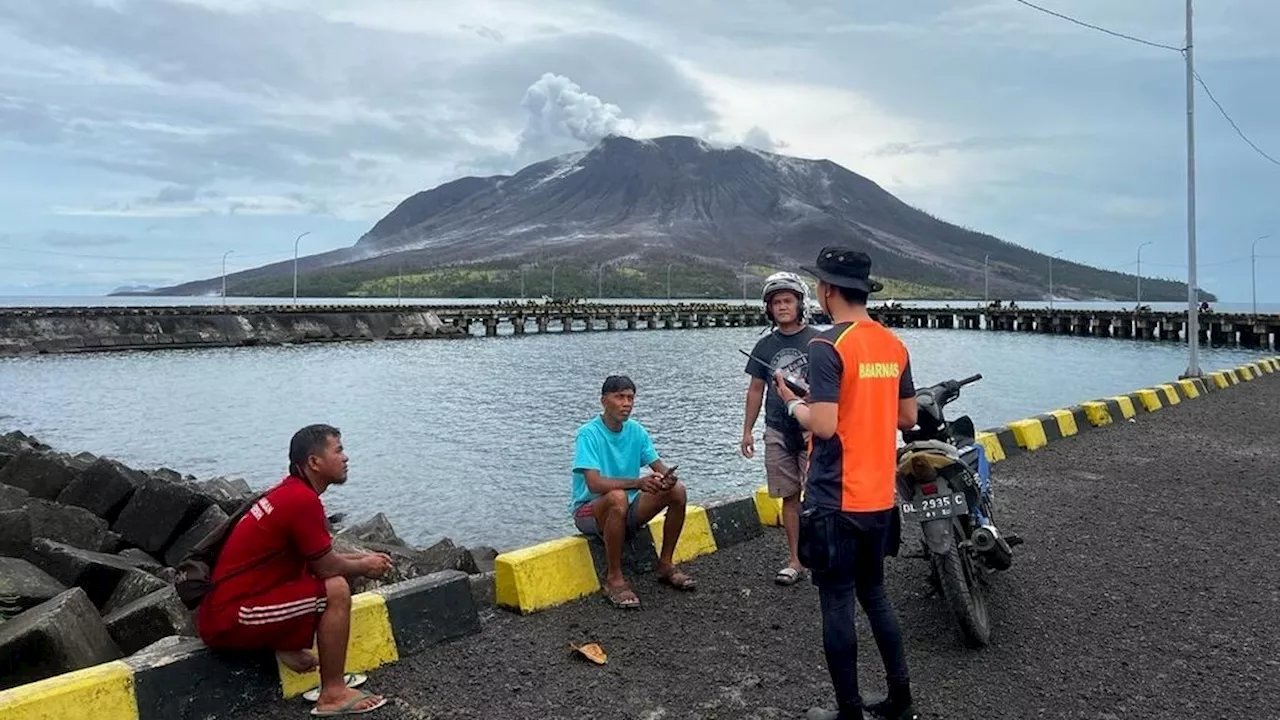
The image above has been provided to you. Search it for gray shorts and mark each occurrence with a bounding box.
[573,493,645,537]
[765,426,808,499]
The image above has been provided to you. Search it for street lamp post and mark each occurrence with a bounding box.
[983,254,989,307]
[598,265,604,299]
[741,261,749,301]
[1253,235,1269,316]
[1183,0,1201,377]
[1048,250,1063,310]
[1136,241,1153,307]
[550,265,558,298]
[666,263,674,300]
[291,231,310,305]
[221,250,234,305]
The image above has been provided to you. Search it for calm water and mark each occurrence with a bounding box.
[0,325,1270,550]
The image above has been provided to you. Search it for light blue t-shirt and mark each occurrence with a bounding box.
[569,415,660,514]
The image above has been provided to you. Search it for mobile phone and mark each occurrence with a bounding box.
[659,465,679,485]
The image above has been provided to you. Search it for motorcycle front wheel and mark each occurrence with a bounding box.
[931,539,991,648]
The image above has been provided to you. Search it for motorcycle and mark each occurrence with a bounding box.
[896,373,1022,648]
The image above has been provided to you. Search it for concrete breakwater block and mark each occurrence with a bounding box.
[0,482,29,510]
[0,587,122,691]
[103,586,196,656]
[56,457,147,522]
[163,503,229,568]
[30,539,141,609]
[126,637,281,720]
[0,557,67,613]
[111,476,212,556]
[0,450,79,501]
[0,508,34,561]
[23,498,113,553]
[103,569,172,615]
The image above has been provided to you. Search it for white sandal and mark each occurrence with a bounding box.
[302,673,367,702]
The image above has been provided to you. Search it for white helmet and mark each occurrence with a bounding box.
[762,271,809,323]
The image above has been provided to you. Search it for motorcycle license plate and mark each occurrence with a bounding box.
[901,492,968,521]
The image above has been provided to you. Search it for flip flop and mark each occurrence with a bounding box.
[775,567,804,586]
[302,674,367,703]
[658,569,697,591]
[604,584,641,609]
[310,689,388,716]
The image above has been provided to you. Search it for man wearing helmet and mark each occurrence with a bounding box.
[741,270,819,586]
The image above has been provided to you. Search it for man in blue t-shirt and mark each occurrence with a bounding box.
[571,375,697,609]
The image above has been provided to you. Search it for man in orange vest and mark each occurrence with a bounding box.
[775,247,920,720]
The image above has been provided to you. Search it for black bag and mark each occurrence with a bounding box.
[797,506,839,573]
[174,491,269,610]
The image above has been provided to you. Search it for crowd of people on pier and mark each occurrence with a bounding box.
[180,245,919,719]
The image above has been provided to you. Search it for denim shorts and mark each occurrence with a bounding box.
[573,493,645,537]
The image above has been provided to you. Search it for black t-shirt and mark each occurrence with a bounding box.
[745,325,820,432]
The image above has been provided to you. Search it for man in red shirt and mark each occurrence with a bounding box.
[197,424,393,716]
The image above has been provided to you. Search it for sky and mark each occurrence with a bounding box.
[0,0,1277,300]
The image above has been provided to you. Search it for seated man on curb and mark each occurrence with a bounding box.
[197,424,394,717]
[571,375,698,609]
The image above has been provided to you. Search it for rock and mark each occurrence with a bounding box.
[0,452,11,473]
[30,538,142,609]
[26,498,112,552]
[103,586,195,656]
[101,530,122,554]
[163,503,228,568]
[56,457,146,522]
[0,450,80,501]
[68,451,98,471]
[459,545,498,574]
[0,430,45,455]
[117,548,164,573]
[103,569,172,615]
[150,467,183,484]
[336,512,407,547]
[0,557,68,613]
[0,482,29,510]
[112,477,212,555]
[418,537,467,572]
[0,507,34,561]
[0,587,122,691]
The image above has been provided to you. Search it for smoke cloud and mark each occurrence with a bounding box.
[516,72,638,157]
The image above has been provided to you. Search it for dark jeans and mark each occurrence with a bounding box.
[803,508,911,715]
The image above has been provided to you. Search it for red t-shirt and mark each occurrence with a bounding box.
[198,475,332,633]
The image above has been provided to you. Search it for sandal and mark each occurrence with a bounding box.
[310,689,388,716]
[604,584,641,609]
[302,674,367,703]
[775,567,805,586]
[658,569,697,591]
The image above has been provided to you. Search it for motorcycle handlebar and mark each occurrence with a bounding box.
[958,373,983,386]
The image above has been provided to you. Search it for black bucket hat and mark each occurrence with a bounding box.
[800,246,885,293]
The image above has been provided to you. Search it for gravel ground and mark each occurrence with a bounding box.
[233,375,1280,720]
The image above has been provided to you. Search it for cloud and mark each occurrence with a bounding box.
[740,125,786,152]
[38,231,133,249]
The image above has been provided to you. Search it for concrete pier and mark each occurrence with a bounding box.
[0,303,1277,356]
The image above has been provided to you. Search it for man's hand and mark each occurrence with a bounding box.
[740,430,755,459]
[774,371,799,404]
[362,553,393,579]
[639,475,667,494]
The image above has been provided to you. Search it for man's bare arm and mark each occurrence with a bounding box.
[583,469,644,495]
[743,377,765,434]
[309,549,386,579]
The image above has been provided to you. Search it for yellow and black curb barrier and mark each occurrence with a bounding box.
[2,356,1277,719]
[493,355,1280,615]
[0,571,480,720]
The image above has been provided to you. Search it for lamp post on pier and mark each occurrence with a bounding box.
[221,250,234,305]
[1136,241,1152,308]
[291,231,310,305]
[1048,249,1063,310]
[1253,235,1269,316]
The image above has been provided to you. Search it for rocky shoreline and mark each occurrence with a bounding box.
[0,429,497,692]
